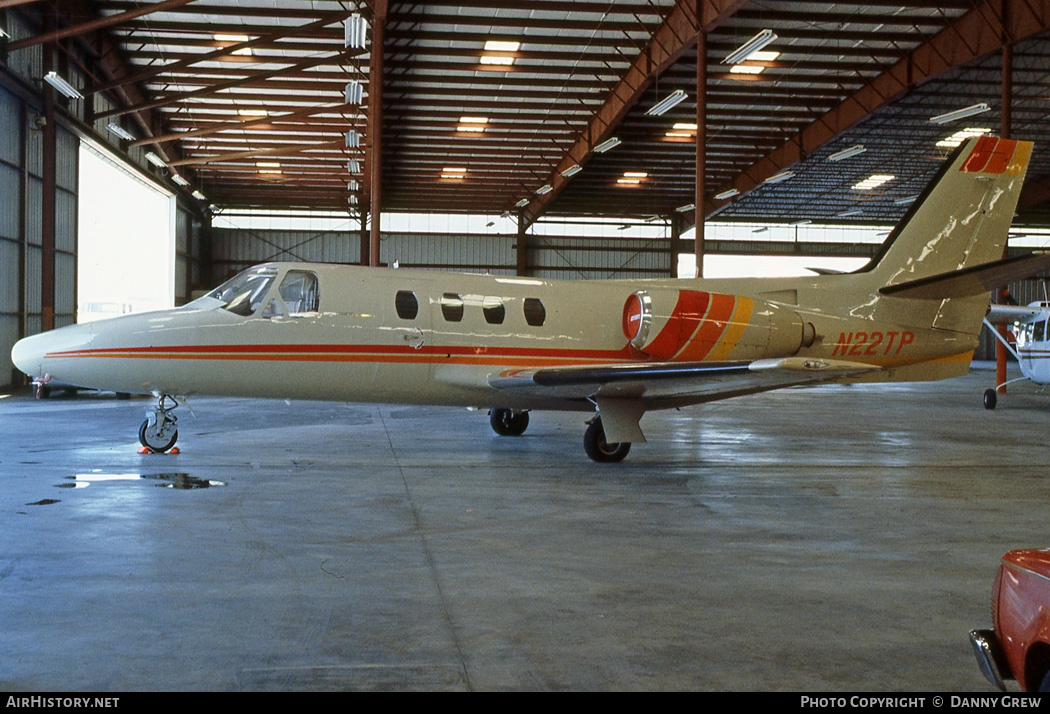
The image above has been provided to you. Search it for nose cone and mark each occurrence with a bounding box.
[11,324,94,380]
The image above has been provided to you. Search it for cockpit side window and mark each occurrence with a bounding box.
[277,270,320,314]
[207,268,278,316]
[1035,319,1046,343]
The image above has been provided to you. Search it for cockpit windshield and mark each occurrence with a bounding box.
[204,267,278,316]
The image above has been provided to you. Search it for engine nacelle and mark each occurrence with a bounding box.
[622,288,813,361]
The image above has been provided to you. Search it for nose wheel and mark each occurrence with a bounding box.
[139,394,179,453]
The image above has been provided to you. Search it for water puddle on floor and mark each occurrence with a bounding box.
[60,472,227,490]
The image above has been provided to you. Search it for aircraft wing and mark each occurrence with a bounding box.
[987,304,1050,324]
[488,357,880,410]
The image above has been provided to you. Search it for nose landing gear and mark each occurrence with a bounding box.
[139,394,179,453]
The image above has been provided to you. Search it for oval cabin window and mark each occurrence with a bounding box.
[395,290,418,320]
[523,298,546,327]
[483,297,506,325]
[441,293,464,322]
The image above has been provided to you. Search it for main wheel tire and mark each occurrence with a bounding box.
[583,418,631,463]
[489,408,529,436]
[139,418,178,453]
[983,388,998,410]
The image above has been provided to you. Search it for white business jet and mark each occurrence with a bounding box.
[11,137,1050,461]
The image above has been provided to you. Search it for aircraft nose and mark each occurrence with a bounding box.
[11,324,94,379]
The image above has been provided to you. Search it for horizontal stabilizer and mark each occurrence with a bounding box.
[879,252,1050,300]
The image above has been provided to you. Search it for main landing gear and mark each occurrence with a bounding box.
[489,408,529,436]
[583,416,631,463]
[140,393,179,453]
[487,408,632,463]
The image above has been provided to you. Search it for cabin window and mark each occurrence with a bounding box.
[277,270,320,314]
[1035,320,1046,343]
[482,297,505,325]
[524,298,546,327]
[395,291,419,320]
[441,293,464,322]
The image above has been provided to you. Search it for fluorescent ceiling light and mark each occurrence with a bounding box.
[594,137,621,153]
[347,181,359,192]
[442,167,467,179]
[747,50,780,62]
[665,132,694,139]
[344,81,363,104]
[256,161,280,168]
[237,108,269,117]
[258,168,282,175]
[106,122,135,141]
[171,174,190,186]
[836,209,863,217]
[191,190,206,200]
[645,89,687,117]
[457,116,488,133]
[480,56,515,65]
[729,65,765,75]
[714,188,739,200]
[345,14,367,49]
[724,29,778,64]
[853,174,894,190]
[214,34,252,56]
[763,170,795,184]
[561,164,583,177]
[623,172,648,178]
[43,71,82,99]
[144,151,167,168]
[936,127,991,148]
[929,103,990,125]
[535,184,553,195]
[484,41,520,52]
[0,26,8,39]
[345,130,360,147]
[828,144,866,161]
[347,159,361,173]
[673,123,698,131]
[617,179,641,185]
[675,203,695,213]
[893,194,919,205]
[515,198,529,207]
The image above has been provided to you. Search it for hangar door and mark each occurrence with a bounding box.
[77,143,175,323]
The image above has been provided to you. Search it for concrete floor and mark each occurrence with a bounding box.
[1,366,1048,691]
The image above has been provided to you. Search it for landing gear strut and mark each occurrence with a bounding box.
[489,408,529,436]
[583,416,631,463]
[140,394,179,453]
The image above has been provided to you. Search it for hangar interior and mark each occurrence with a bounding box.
[3,0,1050,693]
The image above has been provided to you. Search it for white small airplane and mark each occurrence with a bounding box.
[11,136,1050,461]
[982,297,1050,409]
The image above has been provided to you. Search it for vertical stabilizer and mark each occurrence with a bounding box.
[865,136,1032,332]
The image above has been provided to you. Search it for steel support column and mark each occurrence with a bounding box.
[516,210,528,276]
[367,0,387,267]
[996,41,1013,394]
[694,29,706,278]
[40,10,55,332]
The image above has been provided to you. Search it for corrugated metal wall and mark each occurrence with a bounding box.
[0,86,23,387]
[209,228,672,283]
